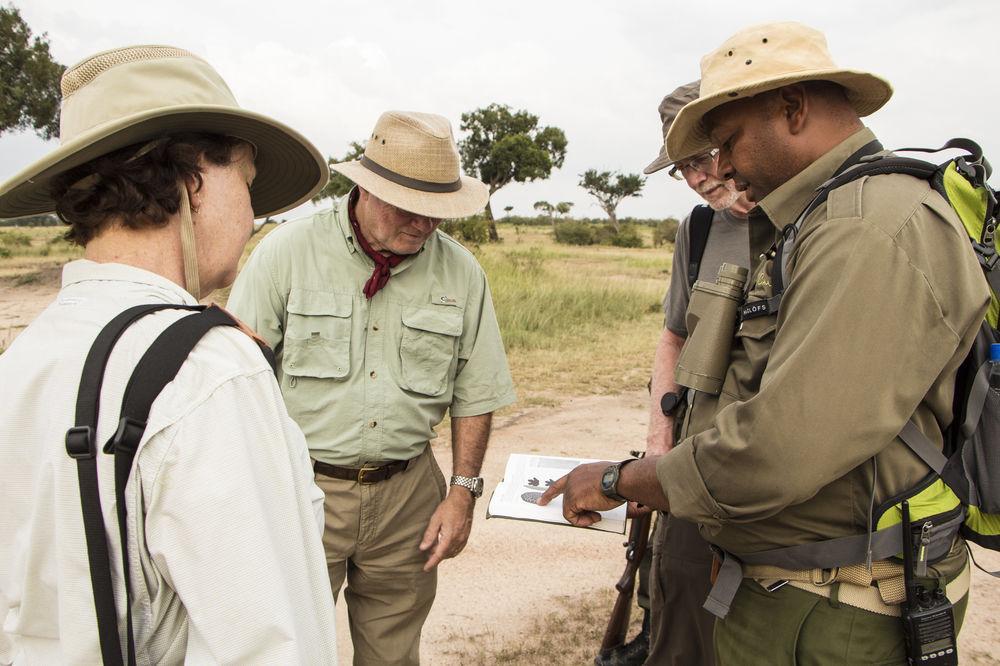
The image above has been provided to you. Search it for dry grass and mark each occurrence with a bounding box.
[0,227,81,284]
[0,223,673,406]
[439,587,644,665]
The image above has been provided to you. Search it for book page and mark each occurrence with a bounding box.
[486,453,627,534]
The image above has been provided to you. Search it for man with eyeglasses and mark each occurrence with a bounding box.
[637,81,752,666]
[228,110,515,665]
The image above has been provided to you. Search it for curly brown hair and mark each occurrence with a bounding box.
[51,133,248,246]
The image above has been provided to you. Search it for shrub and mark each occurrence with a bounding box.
[439,216,491,245]
[652,218,680,247]
[0,246,10,259]
[553,221,595,245]
[608,224,644,248]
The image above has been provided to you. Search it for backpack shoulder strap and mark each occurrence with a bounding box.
[687,204,714,289]
[66,304,253,666]
[66,303,201,666]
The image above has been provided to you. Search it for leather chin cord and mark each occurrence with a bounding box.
[177,182,201,299]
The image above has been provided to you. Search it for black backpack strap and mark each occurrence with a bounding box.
[104,305,245,665]
[67,303,254,665]
[66,303,202,666]
[687,204,714,289]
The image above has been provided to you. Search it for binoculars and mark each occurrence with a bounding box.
[675,263,749,395]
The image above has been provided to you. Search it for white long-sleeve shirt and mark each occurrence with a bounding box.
[0,261,337,665]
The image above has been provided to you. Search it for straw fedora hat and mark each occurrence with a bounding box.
[644,80,700,175]
[331,111,489,220]
[666,22,893,160]
[0,45,328,220]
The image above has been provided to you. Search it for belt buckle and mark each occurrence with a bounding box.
[357,465,380,485]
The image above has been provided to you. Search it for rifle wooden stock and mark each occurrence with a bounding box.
[598,511,652,653]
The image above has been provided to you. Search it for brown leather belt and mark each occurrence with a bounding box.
[313,458,410,484]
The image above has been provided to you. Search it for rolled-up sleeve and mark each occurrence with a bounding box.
[659,203,980,529]
[449,269,516,417]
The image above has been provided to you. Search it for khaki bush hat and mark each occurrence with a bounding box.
[331,111,489,219]
[644,80,701,175]
[0,45,328,219]
[666,22,893,159]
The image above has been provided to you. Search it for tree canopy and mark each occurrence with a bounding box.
[579,169,645,231]
[312,141,366,203]
[459,103,567,239]
[1,5,64,140]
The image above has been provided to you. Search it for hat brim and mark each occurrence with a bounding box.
[0,105,328,220]
[666,69,893,160]
[643,149,676,175]
[331,160,489,219]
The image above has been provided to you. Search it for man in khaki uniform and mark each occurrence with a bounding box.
[543,22,987,664]
[228,111,516,665]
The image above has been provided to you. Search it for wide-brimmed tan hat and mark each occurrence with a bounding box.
[644,80,701,175]
[666,22,893,159]
[331,111,488,219]
[0,45,328,220]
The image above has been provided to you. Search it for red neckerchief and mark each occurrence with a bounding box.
[348,189,405,299]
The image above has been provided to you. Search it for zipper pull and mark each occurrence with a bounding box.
[915,521,932,577]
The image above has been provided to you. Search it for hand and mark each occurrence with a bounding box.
[537,461,622,527]
[419,489,474,571]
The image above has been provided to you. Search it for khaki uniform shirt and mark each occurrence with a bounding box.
[228,193,516,467]
[657,128,989,577]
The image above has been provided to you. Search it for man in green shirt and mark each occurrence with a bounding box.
[543,22,987,663]
[228,110,516,665]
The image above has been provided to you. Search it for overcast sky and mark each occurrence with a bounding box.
[3,0,998,222]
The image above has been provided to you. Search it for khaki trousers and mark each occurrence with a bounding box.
[714,577,969,665]
[646,512,717,666]
[316,447,447,666]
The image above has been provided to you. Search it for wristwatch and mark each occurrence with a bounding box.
[450,475,485,498]
[660,390,685,416]
[600,459,637,503]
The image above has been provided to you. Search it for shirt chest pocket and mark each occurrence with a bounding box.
[722,307,777,400]
[399,305,463,397]
[283,289,353,380]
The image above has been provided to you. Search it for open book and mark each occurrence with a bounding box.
[486,453,627,534]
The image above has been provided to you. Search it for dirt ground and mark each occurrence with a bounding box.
[4,282,997,664]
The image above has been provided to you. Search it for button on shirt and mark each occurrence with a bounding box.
[227,194,517,467]
[657,128,990,571]
[0,261,337,664]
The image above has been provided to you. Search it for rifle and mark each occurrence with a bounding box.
[596,508,652,661]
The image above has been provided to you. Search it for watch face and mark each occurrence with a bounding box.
[601,467,617,494]
[472,478,485,496]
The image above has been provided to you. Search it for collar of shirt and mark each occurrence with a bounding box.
[61,259,198,304]
[334,187,425,277]
[756,127,878,231]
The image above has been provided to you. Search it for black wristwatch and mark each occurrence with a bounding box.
[600,458,637,503]
[660,390,685,416]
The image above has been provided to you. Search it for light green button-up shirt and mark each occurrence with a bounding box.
[228,194,516,466]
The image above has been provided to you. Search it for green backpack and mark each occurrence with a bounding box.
[774,138,1000,565]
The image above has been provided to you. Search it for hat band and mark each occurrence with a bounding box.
[360,156,462,193]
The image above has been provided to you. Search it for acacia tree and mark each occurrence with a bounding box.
[579,170,645,232]
[459,103,567,241]
[312,141,366,203]
[533,200,555,226]
[503,205,513,218]
[1,5,65,139]
[555,201,574,218]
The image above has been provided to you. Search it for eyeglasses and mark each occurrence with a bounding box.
[669,149,719,180]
